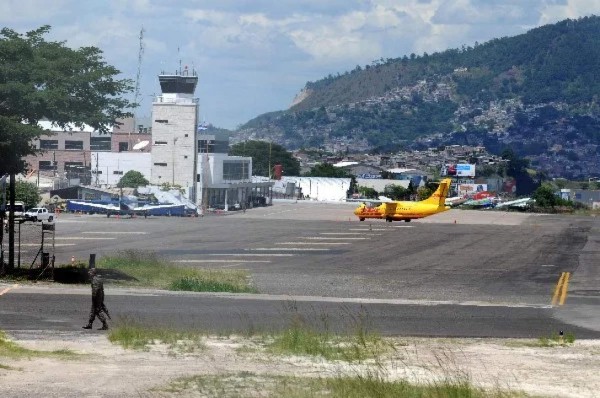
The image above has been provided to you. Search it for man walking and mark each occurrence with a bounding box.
[83,268,109,330]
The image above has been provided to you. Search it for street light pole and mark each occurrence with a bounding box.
[172,137,179,185]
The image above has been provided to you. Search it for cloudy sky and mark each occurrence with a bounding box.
[2,0,599,129]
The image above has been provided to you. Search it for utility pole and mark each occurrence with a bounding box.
[8,173,15,270]
[0,174,6,270]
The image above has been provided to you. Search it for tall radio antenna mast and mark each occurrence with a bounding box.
[133,27,145,130]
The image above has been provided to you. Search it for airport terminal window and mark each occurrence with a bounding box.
[119,142,129,152]
[113,170,124,175]
[155,119,168,123]
[39,161,54,171]
[223,160,250,180]
[90,137,111,151]
[65,162,84,170]
[154,141,168,146]
[65,140,84,150]
[40,139,58,150]
[154,162,167,166]
[198,139,215,153]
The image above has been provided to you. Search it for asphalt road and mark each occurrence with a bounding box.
[2,203,600,338]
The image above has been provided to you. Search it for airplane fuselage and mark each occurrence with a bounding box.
[354,201,448,222]
[353,178,452,222]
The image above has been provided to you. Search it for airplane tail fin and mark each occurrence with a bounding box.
[420,179,451,207]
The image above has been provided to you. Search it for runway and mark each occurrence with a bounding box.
[2,204,600,337]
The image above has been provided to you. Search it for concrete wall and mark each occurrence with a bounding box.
[111,133,151,153]
[91,152,151,186]
[281,176,351,202]
[150,102,198,195]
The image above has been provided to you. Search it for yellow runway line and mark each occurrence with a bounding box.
[0,284,19,296]
[551,272,571,306]
[551,272,566,306]
[559,272,570,306]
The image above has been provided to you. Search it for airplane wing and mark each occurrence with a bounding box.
[347,197,391,204]
[131,203,187,216]
[132,204,184,211]
[66,200,119,213]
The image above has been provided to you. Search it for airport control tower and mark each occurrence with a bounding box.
[150,68,199,201]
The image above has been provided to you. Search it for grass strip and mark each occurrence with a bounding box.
[98,250,257,293]
[0,331,78,359]
[268,318,392,362]
[108,322,205,353]
[161,373,519,398]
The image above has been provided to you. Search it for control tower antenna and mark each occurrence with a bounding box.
[133,26,145,128]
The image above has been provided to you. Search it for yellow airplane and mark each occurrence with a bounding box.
[354,178,451,222]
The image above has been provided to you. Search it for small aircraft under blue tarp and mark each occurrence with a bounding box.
[66,195,185,217]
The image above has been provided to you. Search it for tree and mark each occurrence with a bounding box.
[0,26,132,272]
[383,184,409,200]
[0,26,133,176]
[6,181,40,208]
[117,170,149,188]
[229,141,300,177]
[358,186,378,198]
[532,184,559,208]
[416,186,433,200]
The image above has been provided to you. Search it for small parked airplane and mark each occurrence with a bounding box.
[353,178,451,222]
[67,195,186,218]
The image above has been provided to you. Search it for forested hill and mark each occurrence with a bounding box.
[234,16,600,179]
[291,16,600,111]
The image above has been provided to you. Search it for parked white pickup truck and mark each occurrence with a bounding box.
[24,207,54,222]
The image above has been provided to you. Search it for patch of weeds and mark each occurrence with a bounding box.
[506,332,576,348]
[169,274,257,293]
[158,373,520,398]
[268,315,392,362]
[107,321,205,353]
[0,331,78,359]
[0,363,15,370]
[98,249,257,293]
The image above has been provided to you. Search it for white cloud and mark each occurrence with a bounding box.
[540,0,600,24]
[0,0,69,23]
[3,0,600,128]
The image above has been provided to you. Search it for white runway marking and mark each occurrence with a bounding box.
[247,248,330,251]
[392,225,415,228]
[82,231,148,235]
[21,243,76,247]
[349,228,389,231]
[174,259,271,263]
[263,209,294,216]
[320,232,382,235]
[56,237,117,240]
[207,253,295,257]
[276,242,349,245]
[304,237,370,240]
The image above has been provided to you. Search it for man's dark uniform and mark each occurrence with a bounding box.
[83,269,109,330]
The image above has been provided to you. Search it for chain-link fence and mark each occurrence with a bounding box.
[2,220,54,271]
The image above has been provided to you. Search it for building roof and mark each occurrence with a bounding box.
[333,161,360,168]
[38,120,99,133]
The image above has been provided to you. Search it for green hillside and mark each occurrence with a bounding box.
[234,16,600,178]
[292,16,600,110]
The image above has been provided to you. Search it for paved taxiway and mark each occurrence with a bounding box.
[2,202,599,337]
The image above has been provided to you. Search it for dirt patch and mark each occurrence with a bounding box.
[0,331,598,397]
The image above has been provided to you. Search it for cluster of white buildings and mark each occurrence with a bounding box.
[27,70,273,211]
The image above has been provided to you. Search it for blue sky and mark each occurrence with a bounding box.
[2,0,599,129]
